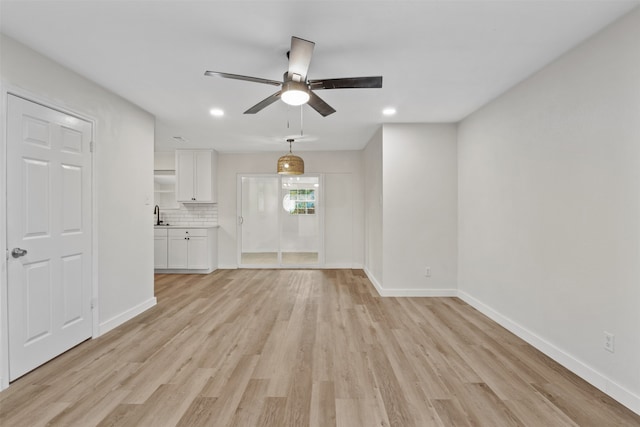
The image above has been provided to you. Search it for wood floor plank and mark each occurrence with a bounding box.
[227,379,270,427]
[1,269,638,426]
[335,398,390,427]
[175,397,218,427]
[309,381,336,427]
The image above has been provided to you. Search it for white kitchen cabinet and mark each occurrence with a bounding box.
[175,150,217,203]
[167,231,189,268]
[154,228,168,269]
[159,227,217,272]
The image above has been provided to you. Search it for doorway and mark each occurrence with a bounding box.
[238,174,323,268]
[5,94,94,381]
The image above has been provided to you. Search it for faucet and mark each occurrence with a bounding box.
[154,205,162,225]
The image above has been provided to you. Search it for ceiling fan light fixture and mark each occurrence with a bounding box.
[281,81,310,106]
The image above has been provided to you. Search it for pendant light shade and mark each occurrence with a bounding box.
[277,139,304,175]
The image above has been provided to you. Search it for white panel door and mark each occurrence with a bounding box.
[7,95,93,381]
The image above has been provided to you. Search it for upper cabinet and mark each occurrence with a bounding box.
[175,150,217,203]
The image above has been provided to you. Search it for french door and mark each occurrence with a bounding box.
[238,174,323,268]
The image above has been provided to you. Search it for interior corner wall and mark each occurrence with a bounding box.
[381,124,458,295]
[216,150,364,269]
[457,8,640,412]
[363,128,383,287]
[0,35,156,335]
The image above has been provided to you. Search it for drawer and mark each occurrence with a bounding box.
[168,228,208,238]
[154,229,168,237]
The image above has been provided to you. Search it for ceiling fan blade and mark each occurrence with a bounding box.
[307,91,336,117]
[204,71,281,87]
[308,76,383,90]
[288,36,315,81]
[244,91,282,114]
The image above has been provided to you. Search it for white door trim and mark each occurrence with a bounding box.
[0,84,99,390]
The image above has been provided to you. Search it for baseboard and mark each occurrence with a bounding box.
[386,288,458,297]
[98,297,157,336]
[219,264,363,270]
[363,267,457,297]
[364,267,384,295]
[154,268,213,274]
[324,263,363,269]
[376,287,458,297]
[458,290,640,416]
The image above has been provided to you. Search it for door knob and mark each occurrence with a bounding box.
[11,248,27,258]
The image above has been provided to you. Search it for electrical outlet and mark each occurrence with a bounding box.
[604,332,615,353]
[424,267,431,277]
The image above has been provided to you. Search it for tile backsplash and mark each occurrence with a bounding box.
[157,203,218,227]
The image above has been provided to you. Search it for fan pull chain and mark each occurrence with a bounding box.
[300,105,304,137]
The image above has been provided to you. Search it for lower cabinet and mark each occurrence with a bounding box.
[154,229,168,269]
[155,227,218,273]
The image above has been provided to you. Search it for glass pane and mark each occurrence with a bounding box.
[281,176,320,265]
[241,176,279,265]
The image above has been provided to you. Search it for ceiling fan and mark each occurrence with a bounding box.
[204,36,383,117]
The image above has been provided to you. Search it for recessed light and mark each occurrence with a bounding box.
[382,107,396,116]
[172,136,189,143]
[210,108,224,117]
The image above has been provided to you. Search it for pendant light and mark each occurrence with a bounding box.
[277,139,304,175]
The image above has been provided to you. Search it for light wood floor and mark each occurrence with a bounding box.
[1,269,639,426]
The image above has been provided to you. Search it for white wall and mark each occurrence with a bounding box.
[325,173,354,268]
[363,124,458,295]
[382,124,458,295]
[217,151,364,268]
[458,8,640,412]
[363,129,384,287]
[0,35,156,350]
[154,151,175,170]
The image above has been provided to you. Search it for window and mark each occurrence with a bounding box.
[283,189,316,215]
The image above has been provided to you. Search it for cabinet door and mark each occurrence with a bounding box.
[194,151,213,202]
[187,236,209,269]
[168,235,189,268]
[154,236,168,269]
[175,151,195,202]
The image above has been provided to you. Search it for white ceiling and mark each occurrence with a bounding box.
[1,0,638,152]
